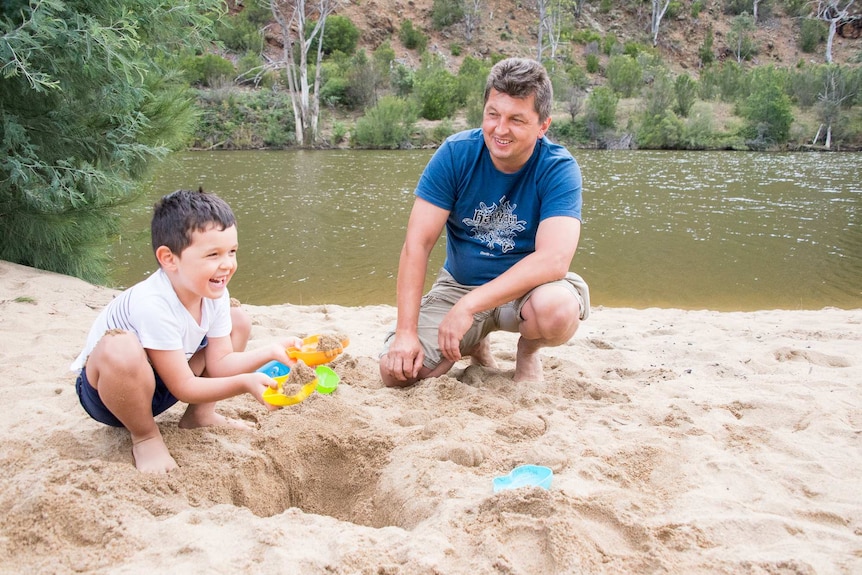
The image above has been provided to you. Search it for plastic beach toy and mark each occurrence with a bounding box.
[259,362,341,406]
[287,334,350,367]
[492,465,553,493]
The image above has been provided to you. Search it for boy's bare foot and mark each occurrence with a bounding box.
[468,337,499,369]
[513,337,544,383]
[179,405,255,431]
[132,436,178,474]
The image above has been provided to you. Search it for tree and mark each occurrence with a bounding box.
[267,0,346,147]
[0,0,219,283]
[740,66,793,148]
[728,12,757,62]
[650,0,672,46]
[462,0,483,42]
[813,0,856,63]
[815,65,854,147]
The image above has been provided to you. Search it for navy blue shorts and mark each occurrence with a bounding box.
[75,367,179,428]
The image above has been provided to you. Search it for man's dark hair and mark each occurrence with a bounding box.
[483,57,553,122]
[151,187,236,256]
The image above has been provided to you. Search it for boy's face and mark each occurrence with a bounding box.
[171,224,239,301]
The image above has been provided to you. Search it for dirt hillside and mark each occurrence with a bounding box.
[334,0,861,75]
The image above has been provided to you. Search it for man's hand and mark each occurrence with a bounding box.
[438,302,475,362]
[383,332,425,383]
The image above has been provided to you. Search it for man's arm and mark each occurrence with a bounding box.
[384,197,449,381]
[438,215,581,361]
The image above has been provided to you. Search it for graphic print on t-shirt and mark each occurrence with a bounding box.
[462,195,526,254]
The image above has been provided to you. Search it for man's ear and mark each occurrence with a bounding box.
[538,116,552,139]
[155,245,177,270]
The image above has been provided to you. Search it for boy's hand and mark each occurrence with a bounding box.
[247,372,282,411]
[273,337,304,366]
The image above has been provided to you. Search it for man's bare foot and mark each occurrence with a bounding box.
[513,337,544,383]
[468,337,499,369]
[179,405,255,431]
[132,435,178,474]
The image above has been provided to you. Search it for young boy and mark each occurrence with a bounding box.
[71,188,300,474]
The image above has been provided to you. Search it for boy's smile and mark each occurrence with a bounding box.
[167,224,239,311]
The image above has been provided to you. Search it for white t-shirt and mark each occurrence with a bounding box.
[70,268,232,371]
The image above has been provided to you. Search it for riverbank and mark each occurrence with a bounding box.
[1,259,860,574]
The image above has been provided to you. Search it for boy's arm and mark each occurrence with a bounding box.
[200,335,296,378]
[148,345,275,405]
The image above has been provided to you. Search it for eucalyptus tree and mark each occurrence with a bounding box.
[266,0,348,147]
[813,0,856,63]
[0,0,220,283]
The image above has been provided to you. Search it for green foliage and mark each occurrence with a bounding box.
[637,111,685,149]
[602,34,619,56]
[0,0,219,284]
[674,73,698,117]
[308,15,360,56]
[192,88,296,149]
[691,0,705,17]
[699,26,715,66]
[414,56,459,120]
[782,0,809,17]
[715,60,748,102]
[431,0,464,30]
[456,56,489,105]
[586,54,600,74]
[606,55,642,98]
[728,12,757,61]
[450,43,462,56]
[799,18,826,53]
[585,86,618,135]
[351,96,417,149]
[548,118,589,145]
[571,30,602,45]
[180,53,236,86]
[391,62,415,97]
[215,6,265,53]
[788,63,824,108]
[739,66,794,148]
[400,19,427,52]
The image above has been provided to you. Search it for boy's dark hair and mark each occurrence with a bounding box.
[483,57,553,122]
[151,187,236,256]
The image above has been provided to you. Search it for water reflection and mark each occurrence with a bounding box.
[110,149,862,311]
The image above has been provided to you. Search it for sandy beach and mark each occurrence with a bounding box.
[0,259,860,574]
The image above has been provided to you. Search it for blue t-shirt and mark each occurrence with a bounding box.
[416,128,582,286]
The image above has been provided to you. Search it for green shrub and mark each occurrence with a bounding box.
[799,18,826,53]
[400,19,427,52]
[607,55,642,98]
[431,0,464,29]
[414,57,459,120]
[351,96,418,148]
[691,0,705,17]
[637,111,684,149]
[739,66,794,148]
[586,53,600,74]
[450,43,462,56]
[308,15,360,56]
[571,30,602,45]
[699,26,715,66]
[215,9,265,53]
[585,86,618,134]
[391,62,415,97]
[674,73,698,117]
[192,88,296,150]
[181,53,235,87]
[602,34,618,56]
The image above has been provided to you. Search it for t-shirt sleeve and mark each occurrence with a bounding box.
[539,150,582,221]
[415,142,457,210]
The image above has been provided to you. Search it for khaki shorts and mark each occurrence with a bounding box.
[382,268,590,370]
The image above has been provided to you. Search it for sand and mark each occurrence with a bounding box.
[0,259,860,574]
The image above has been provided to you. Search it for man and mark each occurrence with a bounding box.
[379,57,590,387]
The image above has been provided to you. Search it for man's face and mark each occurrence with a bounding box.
[481,88,552,174]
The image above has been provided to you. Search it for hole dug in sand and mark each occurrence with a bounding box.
[180,415,411,529]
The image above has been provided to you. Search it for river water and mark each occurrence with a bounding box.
[109,149,862,311]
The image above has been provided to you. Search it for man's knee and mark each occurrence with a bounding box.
[521,287,580,341]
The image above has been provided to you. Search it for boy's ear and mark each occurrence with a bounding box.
[155,245,178,269]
